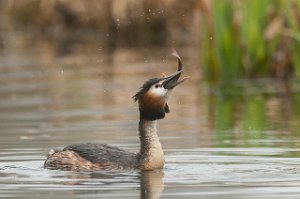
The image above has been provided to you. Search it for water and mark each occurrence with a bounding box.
[1,49,300,199]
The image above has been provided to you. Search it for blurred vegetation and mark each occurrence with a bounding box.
[0,0,195,54]
[1,0,300,81]
[196,0,300,146]
[199,0,300,83]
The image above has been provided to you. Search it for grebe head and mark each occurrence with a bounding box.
[133,51,187,121]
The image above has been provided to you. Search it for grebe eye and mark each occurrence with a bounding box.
[155,84,162,88]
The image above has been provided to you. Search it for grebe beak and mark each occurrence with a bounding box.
[161,48,188,90]
[162,70,188,90]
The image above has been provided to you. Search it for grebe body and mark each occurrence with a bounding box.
[44,51,186,171]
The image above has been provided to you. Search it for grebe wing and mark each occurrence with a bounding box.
[63,143,136,165]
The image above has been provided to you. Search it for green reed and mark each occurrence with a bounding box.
[201,0,300,83]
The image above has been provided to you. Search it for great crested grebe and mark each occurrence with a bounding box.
[44,50,187,171]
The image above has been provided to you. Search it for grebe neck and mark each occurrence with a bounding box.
[138,119,164,170]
